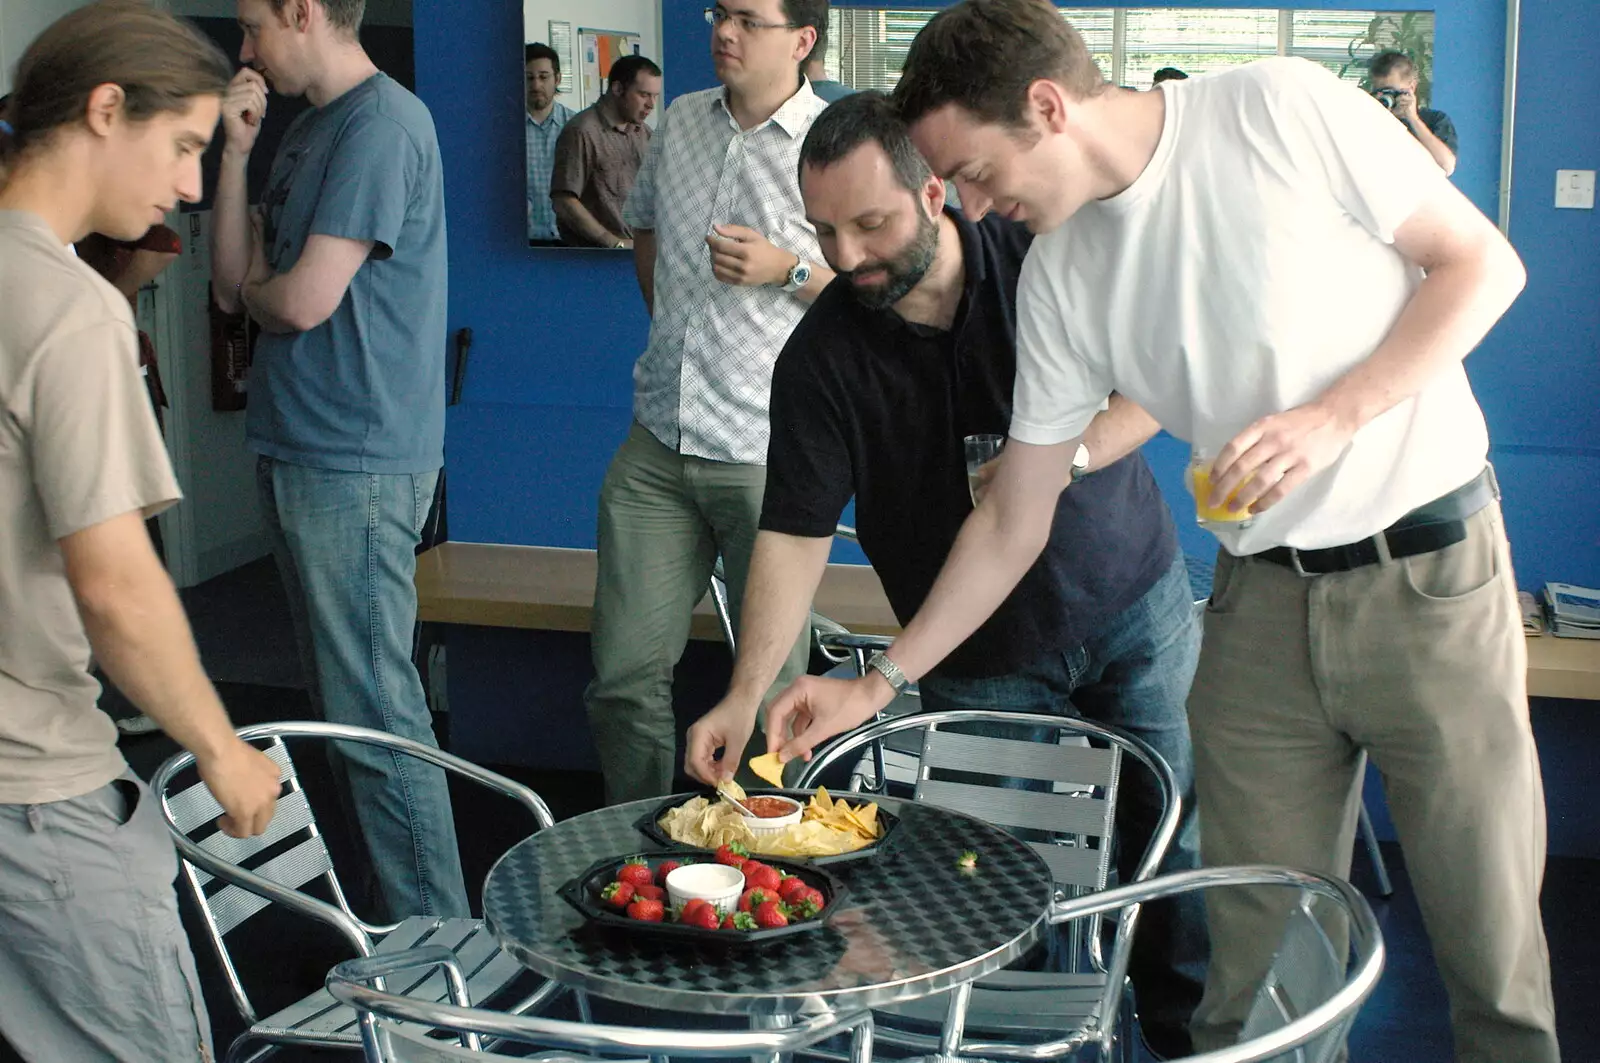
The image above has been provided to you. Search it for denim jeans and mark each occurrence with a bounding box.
[918,548,1207,1055]
[257,456,469,921]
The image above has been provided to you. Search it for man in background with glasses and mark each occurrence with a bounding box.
[583,1,833,805]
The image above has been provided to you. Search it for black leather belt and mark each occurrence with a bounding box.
[1255,466,1498,576]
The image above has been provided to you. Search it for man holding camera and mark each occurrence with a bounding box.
[1370,49,1457,176]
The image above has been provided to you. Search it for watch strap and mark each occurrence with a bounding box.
[866,651,910,693]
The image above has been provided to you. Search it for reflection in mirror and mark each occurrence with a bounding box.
[524,1,664,249]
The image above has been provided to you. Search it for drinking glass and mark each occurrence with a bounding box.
[963,434,1005,506]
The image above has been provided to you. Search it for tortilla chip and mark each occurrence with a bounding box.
[749,752,786,788]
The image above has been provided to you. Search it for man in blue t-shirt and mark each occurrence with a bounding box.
[211,0,466,921]
[682,93,1207,1059]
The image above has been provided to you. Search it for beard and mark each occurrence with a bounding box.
[842,209,939,310]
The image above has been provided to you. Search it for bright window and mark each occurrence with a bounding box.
[824,7,1434,94]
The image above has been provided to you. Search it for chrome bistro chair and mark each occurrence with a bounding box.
[796,708,1181,1062]
[996,866,1386,1063]
[153,722,559,1062]
[326,946,878,1063]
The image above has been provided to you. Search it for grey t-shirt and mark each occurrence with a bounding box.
[0,211,181,803]
[251,72,448,474]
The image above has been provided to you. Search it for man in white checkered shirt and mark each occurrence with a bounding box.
[584,0,836,805]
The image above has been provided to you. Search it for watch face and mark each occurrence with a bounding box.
[792,263,811,286]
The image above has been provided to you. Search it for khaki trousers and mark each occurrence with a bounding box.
[1188,502,1559,1062]
[584,423,810,805]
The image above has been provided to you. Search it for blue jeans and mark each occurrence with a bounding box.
[257,456,469,921]
[918,548,1207,1054]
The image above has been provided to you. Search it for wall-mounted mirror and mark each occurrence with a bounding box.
[523,0,664,249]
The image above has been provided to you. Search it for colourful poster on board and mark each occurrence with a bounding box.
[578,28,642,108]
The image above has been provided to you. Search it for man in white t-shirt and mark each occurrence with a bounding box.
[759,2,1558,1060]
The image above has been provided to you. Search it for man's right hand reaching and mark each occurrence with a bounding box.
[196,739,282,839]
[222,68,269,154]
[684,698,759,785]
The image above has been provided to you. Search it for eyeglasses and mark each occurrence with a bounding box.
[704,6,799,34]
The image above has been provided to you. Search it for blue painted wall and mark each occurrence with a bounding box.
[416,0,1598,590]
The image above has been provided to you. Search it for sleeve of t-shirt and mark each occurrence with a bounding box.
[309,111,418,259]
[1269,59,1450,244]
[26,318,181,540]
[623,104,665,230]
[758,326,854,539]
[549,120,591,198]
[1425,109,1460,156]
[1007,246,1115,446]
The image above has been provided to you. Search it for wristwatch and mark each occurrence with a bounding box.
[781,255,812,294]
[865,651,910,694]
[1069,442,1091,483]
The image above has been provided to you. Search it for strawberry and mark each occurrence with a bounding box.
[776,875,807,902]
[738,886,779,913]
[655,859,683,886]
[626,896,665,922]
[634,884,666,902]
[680,897,712,920]
[599,880,635,909]
[680,903,721,930]
[743,863,782,892]
[714,842,749,868]
[753,899,789,929]
[618,858,655,889]
[722,911,757,931]
[789,887,825,919]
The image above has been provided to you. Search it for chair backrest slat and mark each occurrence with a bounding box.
[194,789,315,868]
[1029,839,1112,892]
[915,779,1115,838]
[167,741,295,835]
[206,836,336,935]
[920,730,1118,790]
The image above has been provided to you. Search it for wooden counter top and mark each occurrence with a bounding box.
[416,542,1600,700]
[415,542,900,640]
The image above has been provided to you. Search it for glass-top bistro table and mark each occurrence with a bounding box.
[482,792,1054,1039]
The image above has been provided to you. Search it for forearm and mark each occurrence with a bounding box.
[633,229,656,313]
[1079,393,1161,475]
[553,194,624,247]
[1408,119,1457,175]
[887,442,1069,684]
[724,532,832,712]
[241,274,301,334]
[1315,242,1524,434]
[211,149,253,312]
[76,554,238,763]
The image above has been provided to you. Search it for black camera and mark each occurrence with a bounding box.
[1373,87,1405,110]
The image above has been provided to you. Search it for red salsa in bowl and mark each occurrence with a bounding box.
[743,796,801,819]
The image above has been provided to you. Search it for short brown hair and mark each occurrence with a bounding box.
[894,0,1104,130]
[268,0,366,34]
[0,0,230,164]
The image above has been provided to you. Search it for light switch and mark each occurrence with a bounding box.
[1555,169,1595,210]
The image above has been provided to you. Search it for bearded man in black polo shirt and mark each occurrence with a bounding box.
[683,91,1206,1059]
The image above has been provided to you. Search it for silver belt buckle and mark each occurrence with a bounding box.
[1287,547,1313,578]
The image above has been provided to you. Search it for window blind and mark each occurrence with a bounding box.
[826,8,1428,94]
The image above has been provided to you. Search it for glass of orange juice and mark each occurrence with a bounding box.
[1190,448,1254,529]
